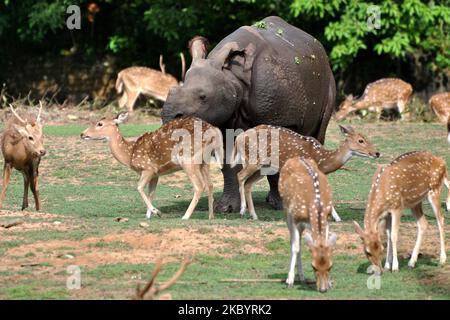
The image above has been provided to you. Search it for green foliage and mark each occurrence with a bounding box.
[291,0,450,72]
[0,0,448,91]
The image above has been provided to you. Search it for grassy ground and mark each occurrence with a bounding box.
[0,119,449,300]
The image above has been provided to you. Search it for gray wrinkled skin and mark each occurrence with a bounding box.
[162,16,336,213]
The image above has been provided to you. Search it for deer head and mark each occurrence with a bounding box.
[304,230,337,293]
[339,125,380,159]
[9,103,46,157]
[81,112,129,141]
[353,221,383,273]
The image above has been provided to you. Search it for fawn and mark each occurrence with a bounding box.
[231,125,380,220]
[0,104,46,211]
[81,113,223,219]
[280,157,337,293]
[354,151,448,273]
[335,78,413,120]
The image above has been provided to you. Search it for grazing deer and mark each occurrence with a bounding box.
[81,113,223,220]
[353,151,448,273]
[429,92,450,123]
[0,103,46,211]
[335,78,413,120]
[116,53,186,112]
[279,157,337,293]
[231,125,380,220]
[134,257,191,300]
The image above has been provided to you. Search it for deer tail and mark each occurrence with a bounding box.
[230,133,244,168]
[212,128,224,169]
[115,72,124,94]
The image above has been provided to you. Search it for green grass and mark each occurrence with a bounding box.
[0,120,449,299]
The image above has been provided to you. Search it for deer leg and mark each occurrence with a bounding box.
[428,190,447,265]
[182,165,205,220]
[244,171,264,220]
[390,209,401,272]
[147,177,159,202]
[286,215,301,288]
[397,100,405,118]
[331,206,341,222]
[443,176,450,212]
[237,164,258,217]
[30,163,41,211]
[21,171,30,211]
[125,89,139,113]
[408,203,428,268]
[200,165,214,220]
[118,91,128,109]
[137,170,160,219]
[0,163,12,209]
[384,214,393,271]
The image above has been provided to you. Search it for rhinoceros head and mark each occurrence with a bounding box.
[162,37,254,126]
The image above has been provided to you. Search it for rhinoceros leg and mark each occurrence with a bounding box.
[214,163,242,213]
[266,174,283,210]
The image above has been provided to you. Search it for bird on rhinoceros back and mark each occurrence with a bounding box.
[162,16,336,213]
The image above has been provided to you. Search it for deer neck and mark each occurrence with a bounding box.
[317,142,352,174]
[108,127,134,167]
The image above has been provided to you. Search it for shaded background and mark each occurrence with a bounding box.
[0,0,449,107]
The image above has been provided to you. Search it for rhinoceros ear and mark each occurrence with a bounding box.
[189,36,209,64]
[213,42,256,85]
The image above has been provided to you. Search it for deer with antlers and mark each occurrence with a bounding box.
[0,103,46,211]
[81,113,223,219]
[353,151,448,273]
[231,125,380,220]
[116,53,186,112]
[335,78,413,120]
[429,92,450,123]
[134,257,191,300]
[280,157,337,293]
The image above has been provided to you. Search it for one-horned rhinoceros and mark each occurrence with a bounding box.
[162,16,336,213]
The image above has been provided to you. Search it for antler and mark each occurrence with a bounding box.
[180,52,186,82]
[159,55,166,74]
[37,101,43,123]
[135,257,191,300]
[9,104,27,124]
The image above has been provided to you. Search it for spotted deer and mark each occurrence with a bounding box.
[335,78,413,120]
[0,103,46,211]
[429,92,450,123]
[81,114,223,220]
[279,157,337,293]
[231,125,380,220]
[353,151,448,273]
[116,53,186,112]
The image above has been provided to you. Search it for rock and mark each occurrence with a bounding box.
[139,222,150,228]
[115,217,129,223]
[53,221,62,225]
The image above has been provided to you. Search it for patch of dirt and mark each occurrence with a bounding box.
[0,225,287,272]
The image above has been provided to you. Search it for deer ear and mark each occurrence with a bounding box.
[13,124,29,137]
[353,221,365,240]
[303,230,314,247]
[328,232,337,247]
[114,112,129,124]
